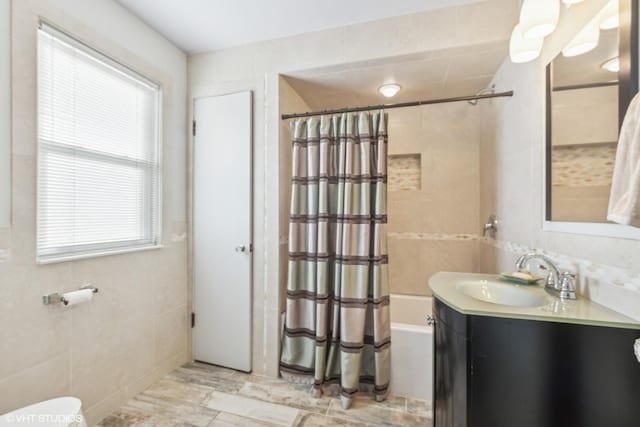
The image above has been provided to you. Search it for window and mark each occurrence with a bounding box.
[37,23,161,263]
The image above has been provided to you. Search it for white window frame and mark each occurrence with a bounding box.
[36,21,163,264]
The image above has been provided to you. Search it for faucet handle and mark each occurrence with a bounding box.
[537,264,555,287]
[558,272,577,300]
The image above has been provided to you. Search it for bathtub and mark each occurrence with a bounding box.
[389,293,433,401]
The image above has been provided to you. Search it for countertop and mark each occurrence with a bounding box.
[429,272,640,330]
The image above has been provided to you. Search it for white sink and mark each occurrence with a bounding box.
[455,279,548,308]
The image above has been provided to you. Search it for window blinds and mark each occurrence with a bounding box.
[37,23,161,263]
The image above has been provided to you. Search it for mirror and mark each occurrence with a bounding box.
[546,0,637,225]
[0,0,9,228]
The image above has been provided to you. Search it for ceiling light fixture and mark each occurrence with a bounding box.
[378,83,401,98]
[509,24,543,63]
[520,0,560,39]
[602,57,620,72]
[562,0,584,5]
[599,0,619,30]
[562,18,600,57]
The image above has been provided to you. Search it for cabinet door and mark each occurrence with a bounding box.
[434,316,453,427]
[434,300,468,427]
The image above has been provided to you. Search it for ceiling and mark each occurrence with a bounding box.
[552,28,619,88]
[116,0,481,53]
[283,41,510,111]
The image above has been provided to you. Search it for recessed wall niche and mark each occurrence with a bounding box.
[388,154,421,191]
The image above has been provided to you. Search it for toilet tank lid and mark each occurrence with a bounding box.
[1,397,82,425]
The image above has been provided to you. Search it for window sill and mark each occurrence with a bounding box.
[36,243,164,265]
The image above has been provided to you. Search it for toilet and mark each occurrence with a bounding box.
[0,397,87,427]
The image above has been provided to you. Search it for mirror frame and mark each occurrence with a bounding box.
[0,0,10,228]
[543,0,640,239]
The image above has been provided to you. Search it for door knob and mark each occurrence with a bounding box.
[235,245,246,252]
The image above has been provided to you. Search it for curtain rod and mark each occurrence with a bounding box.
[280,90,514,120]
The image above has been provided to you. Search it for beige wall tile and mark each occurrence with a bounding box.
[155,305,189,365]
[388,238,479,295]
[0,352,71,414]
[83,388,128,427]
[1,0,188,419]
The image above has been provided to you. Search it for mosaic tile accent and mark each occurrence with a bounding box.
[552,144,617,187]
[387,232,483,241]
[388,154,421,191]
[98,362,433,427]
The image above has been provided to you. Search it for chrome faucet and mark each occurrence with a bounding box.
[515,253,577,300]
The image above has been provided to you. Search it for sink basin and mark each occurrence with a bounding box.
[456,279,548,308]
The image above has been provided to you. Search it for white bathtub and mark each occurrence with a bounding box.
[389,293,433,401]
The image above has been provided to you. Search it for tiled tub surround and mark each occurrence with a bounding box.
[98,362,433,427]
[388,154,421,191]
[386,104,484,296]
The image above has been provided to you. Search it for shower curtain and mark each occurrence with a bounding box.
[280,111,391,410]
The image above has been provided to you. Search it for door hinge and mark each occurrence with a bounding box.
[191,312,195,328]
[192,120,196,136]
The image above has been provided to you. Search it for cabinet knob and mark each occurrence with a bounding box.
[426,315,436,326]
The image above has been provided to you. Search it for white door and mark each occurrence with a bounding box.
[193,92,252,372]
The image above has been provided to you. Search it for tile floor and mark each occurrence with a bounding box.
[97,362,433,426]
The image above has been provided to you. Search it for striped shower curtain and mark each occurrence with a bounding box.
[280,111,391,410]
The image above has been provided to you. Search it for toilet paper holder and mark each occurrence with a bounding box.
[42,284,99,305]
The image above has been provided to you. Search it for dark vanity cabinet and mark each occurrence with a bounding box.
[433,298,640,427]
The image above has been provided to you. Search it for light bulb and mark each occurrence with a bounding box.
[520,0,560,39]
[599,0,619,30]
[509,24,543,63]
[378,83,401,98]
[562,18,600,57]
[602,57,620,72]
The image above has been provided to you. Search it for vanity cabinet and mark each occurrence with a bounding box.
[433,298,640,427]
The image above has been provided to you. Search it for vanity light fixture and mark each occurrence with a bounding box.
[562,17,600,57]
[601,57,620,72]
[599,0,619,30]
[509,24,543,63]
[378,83,401,98]
[520,0,560,39]
[562,0,584,5]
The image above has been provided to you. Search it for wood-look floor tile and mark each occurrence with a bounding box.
[98,363,435,427]
[205,391,300,427]
[124,393,218,426]
[237,375,330,414]
[208,412,280,426]
[406,397,433,418]
[363,394,407,412]
[293,412,367,426]
[97,407,186,427]
[168,366,245,393]
[182,362,238,379]
[327,396,432,427]
[142,377,213,405]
